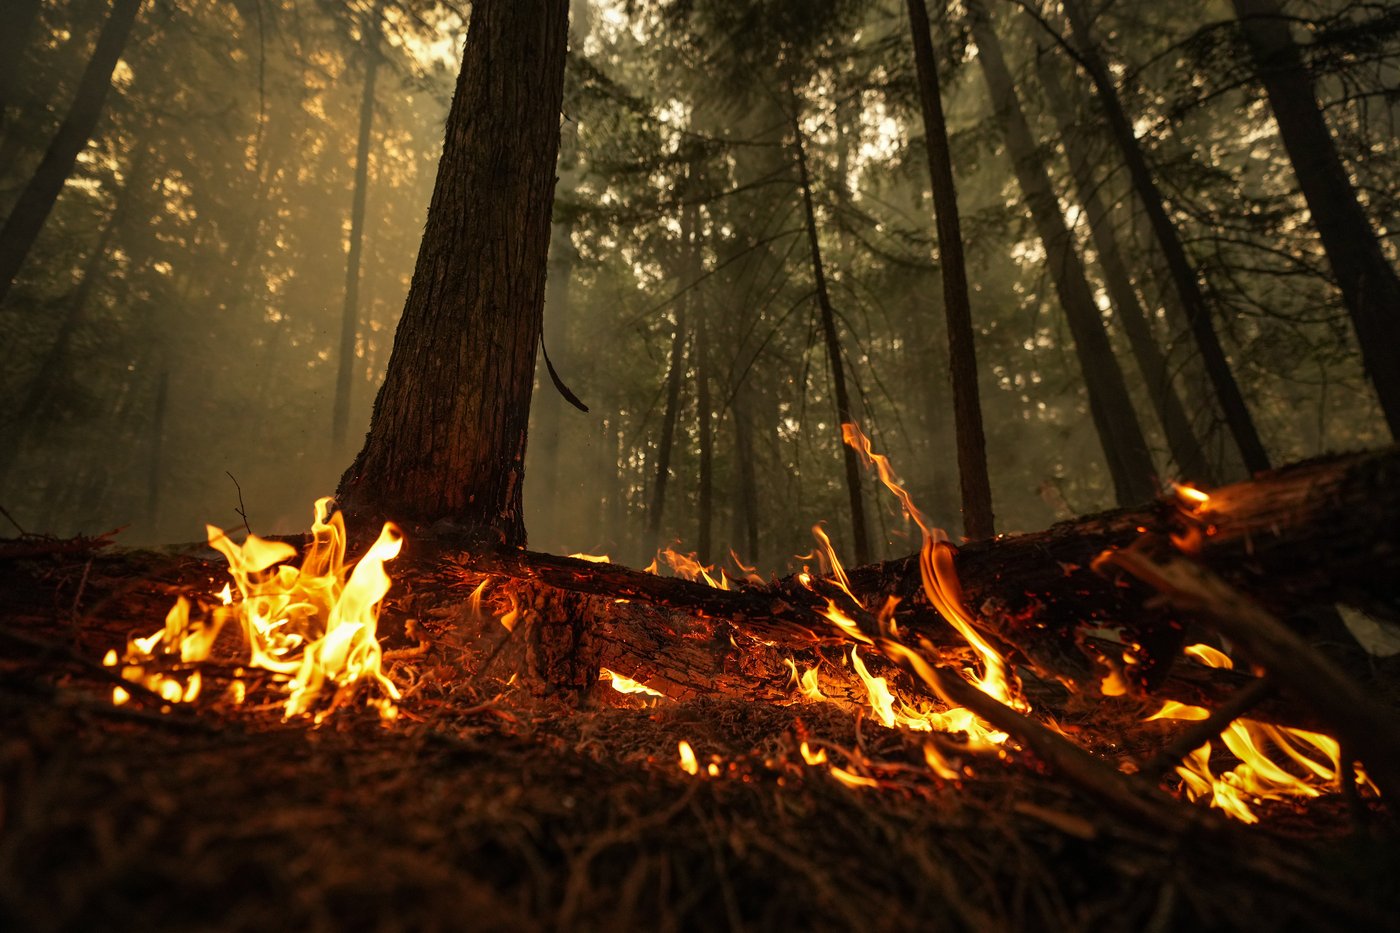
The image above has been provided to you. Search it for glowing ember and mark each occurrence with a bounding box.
[1148,644,1377,822]
[600,667,665,698]
[1173,483,1211,509]
[677,740,699,775]
[108,498,402,720]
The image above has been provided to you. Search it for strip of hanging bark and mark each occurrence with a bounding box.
[1099,540,1400,802]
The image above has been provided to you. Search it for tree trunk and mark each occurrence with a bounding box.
[1059,0,1272,476]
[0,0,43,138]
[0,152,148,488]
[791,105,870,565]
[648,309,687,543]
[696,312,714,563]
[1033,42,1215,484]
[731,380,760,563]
[145,364,169,535]
[331,0,385,453]
[970,5,1158,506]
[0,0,143,308]
[905,0,996,541]
[1232,0,1400,438]
[336,0,571,546]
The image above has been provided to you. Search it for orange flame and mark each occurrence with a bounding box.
[109,498,402,720]
[1148,644,1376,822]
[600,667,665,698]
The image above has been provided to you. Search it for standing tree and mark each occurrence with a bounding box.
[969,2,1158,506]
[0,0,144,307]
[331,0,387,453]
[1231,0,1400,438]
[1057,0,1272,475]
[336,0,571,547]
[904,0,996,539]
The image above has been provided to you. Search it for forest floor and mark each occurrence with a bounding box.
[1,538,1398,932]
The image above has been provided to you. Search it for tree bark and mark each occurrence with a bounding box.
[696,315,714,564]
[648,308,688,543]
[0,0,143,308]
[1034,49,1215,484]
[791,105,870,565]
[337,0,571,546]
[731,380,761,563]
[969,4,1158,506]
[905,0,996,540]
[331,0,385,453]
[1059,0,1272,476]
[1232,0,1400,439]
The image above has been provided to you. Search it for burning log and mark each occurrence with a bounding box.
[468,446,1399,722]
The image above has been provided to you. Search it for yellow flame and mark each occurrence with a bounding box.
[568,552,611,563]
[923,742,961,781]
[1149,645,1377,821]
[1173,483,1211,509]
[811,524,860,606]
[657,547,729,589]
[110,498,402,720]
[799,741,828,765]
[498,592,521,633]
[600,667,665,698]
[678,740,699,775]
[829,766,880,789]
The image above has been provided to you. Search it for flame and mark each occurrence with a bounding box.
[1148,644,1376,822]
[498,592,521,633]
[568,552,611,563]
[1173,483,1211,509]
[677,740,699,775]
[800,741,828,765]
[108,498,402,720]
[811,524,860,605]
[600,667,664,698]
[923,742,961,781]
[656,547,730,589]
[828,766,880,789]
[783,658,826,700]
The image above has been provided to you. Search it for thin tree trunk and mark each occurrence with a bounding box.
[337,0,571,546]
[145,364,169,535]
[0,0,143,308]
[970,5,1158,505]
[331,0,385,452]
[1060,0,1271,475]
[0,153,147,487]
[904,0,995,540]
[696,311,713,564]
[648,309,687,542]
[790,103,870,565]
[1034,47,1215,483]
[0,0,44,137]
[731,380,760,563]
[1232,0,1400,438]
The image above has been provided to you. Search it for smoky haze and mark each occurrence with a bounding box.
[2,0,1395,574]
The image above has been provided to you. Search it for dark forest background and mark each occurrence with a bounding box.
[1,0,1395,570]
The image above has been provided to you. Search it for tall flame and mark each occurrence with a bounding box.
[109,498,402,720]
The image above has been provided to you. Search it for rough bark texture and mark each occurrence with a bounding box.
[971,4,1157,506]
[331,0,385,452]
[906,0,996,540]
[792,109,869,565]
[1059,0,1272,476]
[0,0,143,308]
[647,310,687,541]
[1034,48,1214,483]
[337,0,570,546]
[1232,0,1400,438]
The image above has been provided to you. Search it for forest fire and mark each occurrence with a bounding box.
[106,498,402,721]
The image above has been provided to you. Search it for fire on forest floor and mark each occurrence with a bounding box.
[1,538,1398,932]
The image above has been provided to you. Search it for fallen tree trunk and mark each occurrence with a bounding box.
[463,446,1399,719]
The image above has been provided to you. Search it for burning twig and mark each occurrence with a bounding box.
[1141,676,1275,779]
